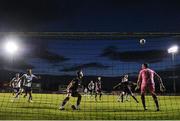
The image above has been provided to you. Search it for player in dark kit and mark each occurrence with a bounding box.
[95,77,102,101]
[59,70,84,110]
[113,75,139,103]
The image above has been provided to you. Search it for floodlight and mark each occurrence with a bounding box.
[168,45,178,54]
[4,41,18,54]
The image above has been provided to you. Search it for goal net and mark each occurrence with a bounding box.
[0,32,179,120]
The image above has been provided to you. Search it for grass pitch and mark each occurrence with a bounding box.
[0,93,179,120]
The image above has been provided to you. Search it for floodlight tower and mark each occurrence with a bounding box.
[168,45,178,93]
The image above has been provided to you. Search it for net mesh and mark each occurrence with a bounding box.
[0,32,179,120]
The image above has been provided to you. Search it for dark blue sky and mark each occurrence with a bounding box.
[27,38,180,76]
[0,0,180,32]
[0,36,179,77]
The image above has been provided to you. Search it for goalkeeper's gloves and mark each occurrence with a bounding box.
[160,83,166,92]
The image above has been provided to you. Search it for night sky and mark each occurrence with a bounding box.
[0,37,179,77]
[0,1,180,77]
[0,0,180,32]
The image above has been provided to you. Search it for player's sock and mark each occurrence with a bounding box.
[75,105,80,110]
[76,94,81,108]
[95,93,98,102]
[132,95,139,103]
[99,93,102,100]
[17,91,21,98]
[152,94,159,111]
[61,97,69,108]
[29,95,32,101]
[121,94,124,102]
[141,94,146,110]
[15,94,18,98]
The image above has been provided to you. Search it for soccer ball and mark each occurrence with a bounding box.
[139,39,146,45]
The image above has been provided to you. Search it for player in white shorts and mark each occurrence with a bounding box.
[10,73,22,101]
[20,69,40,102]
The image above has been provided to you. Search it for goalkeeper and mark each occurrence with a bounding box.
[136,63,166,111]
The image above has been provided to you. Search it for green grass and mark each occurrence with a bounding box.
[0,93,180,120]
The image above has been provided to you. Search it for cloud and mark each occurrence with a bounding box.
[23,40,69,63]
[36,50,69,63]
[101,46,168,63]
[61,62,109,72]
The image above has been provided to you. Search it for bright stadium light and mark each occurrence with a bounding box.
[168,45,178,54]
[4,41,19,54]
